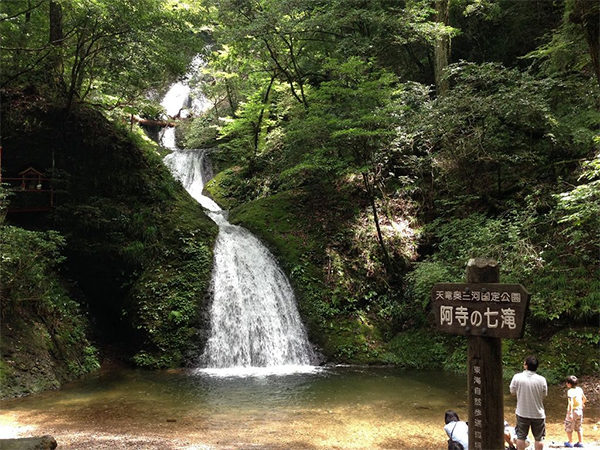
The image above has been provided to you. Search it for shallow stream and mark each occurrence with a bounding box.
[1,366,598,449]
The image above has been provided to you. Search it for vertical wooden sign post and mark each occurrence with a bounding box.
[466,258,503,450]
[432,258,531,450]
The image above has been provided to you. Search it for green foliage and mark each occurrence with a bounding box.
[526,153,600,322]
[290,255,339,330]
[0,0,207,112]
[523,0,591,77]
[399,62,565,210]
[304,57,401,172]
[217,77,278,161]
[181,116,220,150]
[553,155,600,258]
[403,261,454,324]
[502,327,600,384]
[0,225,99,396]
[406,212,542,307]
[0,226,66,306]
[406,205,598,326]
[400,56,598,332]
[452,0,562,66]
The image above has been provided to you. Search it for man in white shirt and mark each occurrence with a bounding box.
[510,356,548,450]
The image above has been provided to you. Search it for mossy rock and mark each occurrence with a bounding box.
[204,167,245,210]
[318,317,388,364]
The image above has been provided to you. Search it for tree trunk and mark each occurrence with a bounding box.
[131,116,177,128]
[434,0,450,96]
[25,0,32,22]
[50,0,64,82]
[252,74,276,157]
[362,172,393,275]
[49,1,63,44]
[571,0,600,88]
[225,79,237,118]
[48,0,65,91]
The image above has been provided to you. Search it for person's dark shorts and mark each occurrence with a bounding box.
[516,415,546,441]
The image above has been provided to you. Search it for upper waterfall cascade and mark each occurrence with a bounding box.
[160,70,316,376]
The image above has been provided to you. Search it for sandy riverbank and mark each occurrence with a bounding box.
[1,405,599,449]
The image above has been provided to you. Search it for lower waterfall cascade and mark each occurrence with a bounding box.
[164,148,317,376]
[158,62,317,375]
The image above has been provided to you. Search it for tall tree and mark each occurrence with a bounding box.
[48,0,64,88]
[303,57,401,274]
[434,0,450,95]
[570,0,600,87]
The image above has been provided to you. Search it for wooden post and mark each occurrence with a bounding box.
[432,260,530,449]
[466,258,504,450]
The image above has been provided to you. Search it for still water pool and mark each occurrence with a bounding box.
[1,365,597,449]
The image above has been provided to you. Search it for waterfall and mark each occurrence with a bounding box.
[160,69,316,376]
[158,55,210,151]
[204,214,316,368]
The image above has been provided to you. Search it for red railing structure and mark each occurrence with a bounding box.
[2,170,55,213]
[0,147,55,213]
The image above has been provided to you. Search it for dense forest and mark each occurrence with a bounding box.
[1,0,598,397]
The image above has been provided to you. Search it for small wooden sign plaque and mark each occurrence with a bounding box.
[431,283,530,338]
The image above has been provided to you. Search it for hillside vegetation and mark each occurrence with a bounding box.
[1,93,217,395]
[195,0,600,380]
[0,0,598,396]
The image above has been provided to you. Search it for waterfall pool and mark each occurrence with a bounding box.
[1,365,597,449]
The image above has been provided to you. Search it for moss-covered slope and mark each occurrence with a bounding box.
[218,178,409,363]
[1,91,218,384]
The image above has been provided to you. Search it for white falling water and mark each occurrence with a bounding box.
[161,82,192,117]
[160,127,177,151]
[164,150,220,212]
[204,218,316,368]
[159,56,210,151]
[164,150,316,376]
[160,69,316,376]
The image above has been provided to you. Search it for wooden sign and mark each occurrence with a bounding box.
[431,283,530,338]
[430,259,530,450]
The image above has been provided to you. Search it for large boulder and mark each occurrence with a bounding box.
[0,435,57,450]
